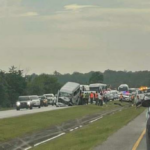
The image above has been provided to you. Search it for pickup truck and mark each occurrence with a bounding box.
[16,95,41,110]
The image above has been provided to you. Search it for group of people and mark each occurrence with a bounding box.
[80,91,108,106]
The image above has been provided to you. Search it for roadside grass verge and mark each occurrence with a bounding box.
[0,107,13,111]
[0,102,118,142]
[32,107,145,150]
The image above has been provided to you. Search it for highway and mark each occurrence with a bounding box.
[94,110,147,150]
[0,106,68,119]
[137,134,147,150]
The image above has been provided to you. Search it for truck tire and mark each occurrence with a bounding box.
[16,107,20,111]
[38,105,41,108]
[30,106,32,110]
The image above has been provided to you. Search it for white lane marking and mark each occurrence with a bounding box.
[24,147,32,150]
[90,116,103,123]
[34,133,65,147]
[74,127,78,130]
[79,125,82,128]
[70,129,74,132]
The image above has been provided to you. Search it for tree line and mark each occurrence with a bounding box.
[0,67,61,107]
[1,67,150,108]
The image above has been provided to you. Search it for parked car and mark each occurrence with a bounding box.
[16,95,41,110]
[104,91,114,101]
[39,95,48,107]
[44,94,56,105]
[111,90,119,100]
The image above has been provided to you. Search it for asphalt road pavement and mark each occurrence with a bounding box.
[0,106,68,119]
[137,134,147,150]
[94,110,147,150]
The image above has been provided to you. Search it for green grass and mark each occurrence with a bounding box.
[32,107,145,150]
[0,102,118,142]
[0,107,13,111]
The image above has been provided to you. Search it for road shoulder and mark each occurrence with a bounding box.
[94,109,146,150]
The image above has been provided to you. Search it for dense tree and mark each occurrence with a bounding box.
[6,66,27,106]
[27,74,61,95]
[89,72,104,84]
[0,71,9,107]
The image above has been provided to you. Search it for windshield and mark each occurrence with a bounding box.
[59,92,71,97]
[147,89,150,93]
[138,90,143,94]
[118,87,128,92]
[129,89,136,93]
[45,95,53,97]
[30,96,38,100]
[18,96,30,101]
[145,94,150,97]
[90,87,101,92]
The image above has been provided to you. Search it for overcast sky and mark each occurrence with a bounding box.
[0,0,150,74]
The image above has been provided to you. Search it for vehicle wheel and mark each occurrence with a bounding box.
[30,106,32,110]
[16,107,20,111]
[38,105,41,108]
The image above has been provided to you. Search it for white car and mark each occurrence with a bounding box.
[110,90,119,100]
[16,95,41,110]
[44,94,56,105]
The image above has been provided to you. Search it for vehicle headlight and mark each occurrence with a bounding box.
[27,101,31,106]
[16,102,20,106]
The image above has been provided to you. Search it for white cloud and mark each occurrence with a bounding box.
[0,0,39,18]
[19,12,38,17]
[64,4,97,11]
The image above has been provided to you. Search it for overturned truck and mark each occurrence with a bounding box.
[56,82,80,107]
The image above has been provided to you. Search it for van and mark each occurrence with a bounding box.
[56,82,80,107]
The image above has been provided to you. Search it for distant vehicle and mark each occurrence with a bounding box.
[80,85,90,91]
[129,88,137,94]
[136,89,145,100]
[104,91,114,101]
[89,83,107,93]
[39,95,48,107]
[146,88,150,93]
[111,90,119,100]
[118,84,129,93]
[16,95,41,110]
[44,94,56,105]
[119,94,130,102]
[56,82,80,107]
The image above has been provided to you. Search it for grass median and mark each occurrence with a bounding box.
[0,102,119,142]
[32,107,145,150]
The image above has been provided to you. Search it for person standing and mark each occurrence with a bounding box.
[95,92,98,105]
[90,92,94,104]
[120,93,123,102]
[82,92,86,105]
[80,92,83,105]
[85,92,89,105]
[98,92,101,106]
